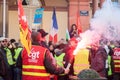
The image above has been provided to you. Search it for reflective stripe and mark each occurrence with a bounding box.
[23,65,45,69]
[74,64,90,67]
[74,71,80,75]
[22,71,50,76]
[59,74,65,76]
[114,60,120,72]
[74,72,77,75]
[115,65,120,67]
[74,66,89,69]
[114,60,120,63]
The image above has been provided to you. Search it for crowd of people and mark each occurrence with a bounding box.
[0,27,120,80]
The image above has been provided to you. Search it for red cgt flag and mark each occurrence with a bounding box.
[18,0,31,54]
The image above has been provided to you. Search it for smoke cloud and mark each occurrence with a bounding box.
[74,0,120,55]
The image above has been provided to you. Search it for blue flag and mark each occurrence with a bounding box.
[52,8,58,30]
[34,8,44,24]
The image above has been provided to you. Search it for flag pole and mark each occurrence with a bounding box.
[3,0,6,37]
[77,0,82,34]
[77,0,80,19]
[78,0,79,12]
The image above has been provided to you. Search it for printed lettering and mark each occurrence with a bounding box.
[28,48,40,63]
[114,51,120,56]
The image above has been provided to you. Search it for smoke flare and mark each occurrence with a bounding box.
[74,0,120,55]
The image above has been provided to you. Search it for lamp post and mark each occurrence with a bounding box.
[3,0,6,37]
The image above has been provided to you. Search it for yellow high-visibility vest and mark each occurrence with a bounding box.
[108,55,112,76]
[4,48,14,65]
[54,53,65,67]
[54,53,65,76]
[14,47,22,61]
[74,48,90,75]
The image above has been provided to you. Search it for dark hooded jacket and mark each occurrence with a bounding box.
[89,46,107,77]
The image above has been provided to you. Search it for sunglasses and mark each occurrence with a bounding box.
[2,40,7,43]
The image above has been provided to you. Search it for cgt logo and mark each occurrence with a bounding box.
[28,48,40,60]
[114,51,120,56]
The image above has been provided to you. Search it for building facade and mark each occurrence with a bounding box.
[0,0,119,41]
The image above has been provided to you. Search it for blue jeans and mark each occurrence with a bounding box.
[13,68,22,80]
[0,77,4,80]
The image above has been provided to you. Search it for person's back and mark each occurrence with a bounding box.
[90,47,107,77]
[22,45,50,80]
[74,48,90,75]
[112,47,120,80]
[22,31,69,80]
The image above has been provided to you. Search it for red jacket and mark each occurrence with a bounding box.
[22,45,50,80]
[64,45,75,75]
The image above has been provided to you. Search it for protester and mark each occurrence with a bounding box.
[37,29,49,49]
[74,48,90,75]
[69,24,79,38]
[102,40,114,80]
[8,39,23,80]
[0,37,12,80]
[21,31,69,80]
[55,38,67,50]
[54,48,66,80]
[63,38,78,79]
[48,41,55,56]
[89,40,107,77]
[112,41,120,80]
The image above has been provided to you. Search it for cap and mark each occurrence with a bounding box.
[37,29,48,38]
[10,39,16,43]
[0,37,5,41]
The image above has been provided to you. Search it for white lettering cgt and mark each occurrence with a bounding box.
[28,48,40,63]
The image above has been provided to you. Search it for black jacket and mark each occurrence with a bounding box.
[0,48,12,80]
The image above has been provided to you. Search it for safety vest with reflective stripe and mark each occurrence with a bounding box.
[4,48,14,65]
[54,53,65,76]
[14,47,22,62]
[54,53,65,67]
[113,48,120,72]
[108,55,112,75]
[22,45,50,80]
[74,48,90,75]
